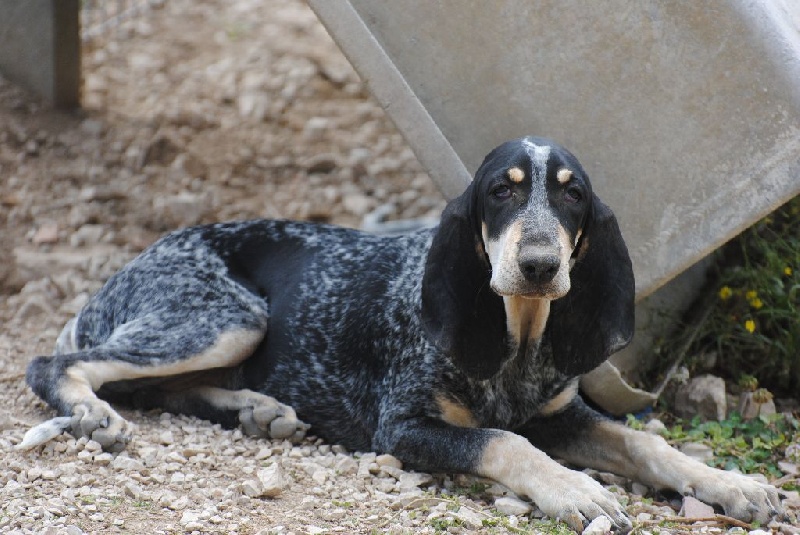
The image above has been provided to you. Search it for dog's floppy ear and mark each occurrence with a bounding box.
[549,194,635,376]
[421,184,508,380]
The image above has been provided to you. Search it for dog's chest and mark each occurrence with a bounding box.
[458,339,571,430]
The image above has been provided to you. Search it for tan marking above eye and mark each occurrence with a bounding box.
[507,167,525,183]
[557,168,573,184]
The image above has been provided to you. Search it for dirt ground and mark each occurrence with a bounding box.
[1,1,797,534]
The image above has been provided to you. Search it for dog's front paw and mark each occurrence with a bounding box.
[531,469,631,532]
[70,400,134,452]
[688,469,784,524]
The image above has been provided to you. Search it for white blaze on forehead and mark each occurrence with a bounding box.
[520,139,551,181]
[520,139,551,216]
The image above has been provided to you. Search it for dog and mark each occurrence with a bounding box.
[23,137,784,531]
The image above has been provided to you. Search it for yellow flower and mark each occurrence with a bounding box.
[744,320,756,333]
[719,286,733,300]
[745,290,758,301]
[749,297,763,310]
[786,266,793,276]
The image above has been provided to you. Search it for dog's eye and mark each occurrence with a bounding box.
[491,185,512,200]
[565,187,582,203]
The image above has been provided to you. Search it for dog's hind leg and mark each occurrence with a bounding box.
[132,385,309,442]
[24,320,268,451]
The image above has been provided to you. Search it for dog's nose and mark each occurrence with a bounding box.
[518,253,560,284]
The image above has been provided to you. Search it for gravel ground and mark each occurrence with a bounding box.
[1,1,798,534]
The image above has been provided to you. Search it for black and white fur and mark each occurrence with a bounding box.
[24,137,784,531]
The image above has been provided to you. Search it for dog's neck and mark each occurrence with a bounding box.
[503,296,551,361]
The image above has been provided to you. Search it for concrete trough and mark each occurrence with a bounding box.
[309,0,800,299]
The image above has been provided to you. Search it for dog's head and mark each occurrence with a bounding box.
[422,136,635,379]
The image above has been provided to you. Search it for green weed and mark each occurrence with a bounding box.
[679,196,799,395]
[630,412,800,480]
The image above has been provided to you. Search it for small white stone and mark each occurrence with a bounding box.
[631,482,650,496]
[169,495,190,511]
[643,418,667,434]
[241,480,261,498]
[582,514,612,535]
[158,431,175,445]
[84,440,102,453]
[255,447,273,460]
[452,507,485,530]
[256,464,286,498]
[397,472,433,491]
[494,496,532,516]
[334,456,358,476]
[93,453,113,466]
[180,510,200,525]
[375,454,403,470]
[312,470,328,485]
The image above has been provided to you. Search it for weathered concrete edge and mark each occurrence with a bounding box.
[0,0,80,108]
[308,0,471,199]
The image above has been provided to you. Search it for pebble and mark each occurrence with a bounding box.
[680,442,715,463]
[681,496,715,519]
[582,514,612,535]
[375,454,402,469]
[397,472,433,491]
[32,223,59,245]
[335,455,358,476]
[643,418,666,434]
[494,496,532,516]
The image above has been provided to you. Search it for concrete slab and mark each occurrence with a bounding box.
[310,0,800,298]
[0,0,80,108]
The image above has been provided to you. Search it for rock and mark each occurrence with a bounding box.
[778,461,798,476]
[111,455,145,472]
[774,522,800,535]
[158,430,175,445]
[643,418,666,435]
[238,91,271,121]
[374,478,397,493]
[673,375,726,421]
[254,447,273,460]
[311,469,328,485]
[582,514,612,535]
[256,464,286,498]
[737,392,777,420]
[631,482,650,497]
[152,192,210,228]
[334,455,358,476]
[375,454,402,470]
[303,117,330,141]
[680,496,714,519]
[342,193,373,217]
[241,480,262,498]
[494,496,532,516]
[180,510,201,525]
[69,224,105,247]
[123,481,143,499]
[169,495,190,510]
[679,442,715,463]
[452,507,486,530]
[32,222,59,245]
[397,472,433,491]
